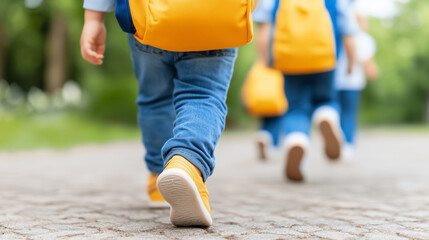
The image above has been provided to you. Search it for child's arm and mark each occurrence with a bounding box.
[252,0,275,65]
[256,23,271,65]
[343,36,356,74]
[80,10,106,65]
[363,57,379,80]
[336,0,358,74]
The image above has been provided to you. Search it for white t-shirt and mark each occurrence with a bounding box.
[336,31,376,90]
[252,0,276,23]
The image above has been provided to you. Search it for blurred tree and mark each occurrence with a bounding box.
[1,0,48,91]
[361,0,429,124]
[0,20,7,80]
[45,13,67,93]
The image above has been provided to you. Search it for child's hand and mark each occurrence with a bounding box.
[364,57,379,80]
[80,10,106,65]
[256,23,271,66]
[253,0,260,11]
[343,36,356,74]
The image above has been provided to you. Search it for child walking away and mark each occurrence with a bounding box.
[80,0,255,227]
[336,12,379,160]
[252,0,358,181]
[251,0,285,161]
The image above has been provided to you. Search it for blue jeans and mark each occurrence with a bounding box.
[128,35,237,181]
[338,90,360,145]
[261,70,336,145]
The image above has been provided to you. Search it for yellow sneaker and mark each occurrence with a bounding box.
[157,155,212,227]
[147,173,169,208]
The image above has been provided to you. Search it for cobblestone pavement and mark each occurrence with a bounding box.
[1,131,429,239]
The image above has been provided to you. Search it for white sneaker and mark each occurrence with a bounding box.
[341,143,355,162]
[256,131,272,161]
[284,132,309,181]
[313,106,342,161]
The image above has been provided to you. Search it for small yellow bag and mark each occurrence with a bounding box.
[242,62,288,117]
[120,0,254,51]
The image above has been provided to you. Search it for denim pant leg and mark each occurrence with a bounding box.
[338,90,361,145]
[162,49,237,181]
[128,35,176,175]
[311,70,338,111]
[261,116,283,147]
[283,75,313,137]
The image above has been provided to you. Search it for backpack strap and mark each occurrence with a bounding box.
[272,0,280,23]
[268,0,281,67]
[115,0,136,34]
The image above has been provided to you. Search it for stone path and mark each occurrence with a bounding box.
[1,131,429,239]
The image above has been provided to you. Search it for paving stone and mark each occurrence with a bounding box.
[30,230,95,240]
[261,227,304,237]
[313,230,355,240]
[398,222,429,231]
[405,211,429,218]
[177,236,228,240]
[112,222,158,232]
[330,225,368,235]
[370,224,406,233]
[212,224,249,236]
[0,233,28,240]
[291,225,322,233]
[240,233,289,240]
[13,228,50,236]
[397,229,429,240]
[391,216,419,222]
[362,232,409,240]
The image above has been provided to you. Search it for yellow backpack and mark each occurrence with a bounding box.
[116,0,254,52]
[242,62,288,117]
[272,0,336,74]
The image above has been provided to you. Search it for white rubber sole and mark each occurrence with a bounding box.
[157,169,212,227]
[148,200,170,209]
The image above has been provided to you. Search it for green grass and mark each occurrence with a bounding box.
[360,124,429,133]
[0,112,140,151]
[1,111,427,152]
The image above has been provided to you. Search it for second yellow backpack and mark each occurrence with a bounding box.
[272,0,336,74]
[116,0,254,52]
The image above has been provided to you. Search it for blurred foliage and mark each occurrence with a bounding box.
[0,113,139,151]
[226,34,258,129]
[1,0,429,131]
[0,0,136,124]
[83,73,138,124]
[361,0,429,124]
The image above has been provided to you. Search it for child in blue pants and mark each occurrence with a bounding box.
[81,0,242,227]
[335,12,379,160]
[253,0,358,180]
